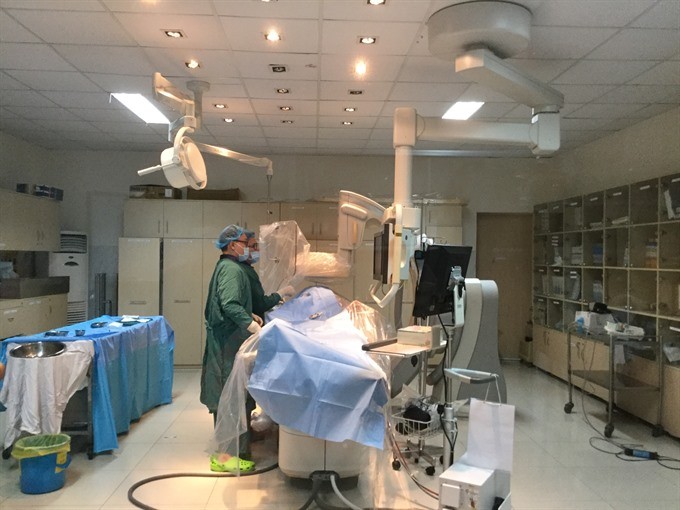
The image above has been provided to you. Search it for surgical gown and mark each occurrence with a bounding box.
[201,256,254,413]
[241,263,281,318]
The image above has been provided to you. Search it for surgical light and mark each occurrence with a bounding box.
[111,93,170,124]
[442,101,484,120]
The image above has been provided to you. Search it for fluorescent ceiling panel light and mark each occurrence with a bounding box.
[112,93,169,124]
[442,101,484,120]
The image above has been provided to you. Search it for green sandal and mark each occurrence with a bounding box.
[210,454,255,473]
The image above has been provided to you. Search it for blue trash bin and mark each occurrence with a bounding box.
[11,434,71,494]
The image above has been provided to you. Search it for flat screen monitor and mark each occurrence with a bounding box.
[412,245,472,318]
[372,224,389,284]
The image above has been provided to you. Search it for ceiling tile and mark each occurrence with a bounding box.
[379,101,452,118]
[568,102,647,119]
[630,0,680,29]
[232,52,319,80]
[318,100,384,116]
[2,1,104,10]
[41,90,116,109]
[553,60,656,84]
[55,44,155,74]
[0,89,58,108]
[262,126,317,139]
[323,0,432,23]
[509,59,577,83]
[201,113,260,127]
[474,103,518,119]
[320,54,404,82]
[630,61,680,85]
[258,115,317,128]
[0,43,76,71]
[198,97,254,116]
[251,99,318,116]
[243,78,318,99]
[318,116,376,129]
[0,11,41,43]
[85,73,158,94]
[143,48,239,81]
[532,0,656,27]
[317,137,368,149]
[4,105,82,121]
[103,0,213,15]
[214,0,320,19]
[0,71,29,90]
[6,70,102,92]
[67,107,141,123]
[204,82,248,98]
[321,20,421,55]
[551,84,614,103]
[207,125,265,138]
[114,13,229,50]
[220,17,320,53]
[561,117,617,130]
[595,84,680,104]
[588,28,680,60]
[9,10,136,45]
[35,118,101,132]
[624,102,678,119]
[521,27,618,59]
[90,120,161,135]
[320,81,393,101]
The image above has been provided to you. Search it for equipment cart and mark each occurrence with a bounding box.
[564,325,664,438]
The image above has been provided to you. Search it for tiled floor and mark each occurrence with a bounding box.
[0,363,678,509]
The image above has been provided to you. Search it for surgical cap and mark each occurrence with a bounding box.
[215,224,243,250]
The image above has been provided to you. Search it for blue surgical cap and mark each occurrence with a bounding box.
[215,224,243,250]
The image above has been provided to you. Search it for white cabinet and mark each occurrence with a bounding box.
[163,239,204,365]
[0,294,67,339]
[0,189,60,251]
[123,200,203,238]
[280,202,338,241]
[421,202,463,245]
[0,300,25,339]
[242,202,280,233]
[118,238,161,315]
[202,201,242,239]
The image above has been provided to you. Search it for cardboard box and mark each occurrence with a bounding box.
[186,188,240,201]
[397,325,443,349]
[129,184,181,199]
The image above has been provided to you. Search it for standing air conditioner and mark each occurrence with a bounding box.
[49,231,88,324]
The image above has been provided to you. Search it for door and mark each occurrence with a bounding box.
[476,213,532,360]
[118,238,161,315]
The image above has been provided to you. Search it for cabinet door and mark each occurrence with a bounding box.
[123,200,164,237]
[242,202,280,234]
[163,201,203,238]
[532,326,551,372]
[202,201,242,239]
[0,303,25,339]
[163,239,203,365]
[547,329,568,380]
[424,204,462,227]
[315,203,338,240]
[280,203,315,240]
[35,198,60,251]
[201,239,219,354]
[118,238,161,314]
[44,294,68,330]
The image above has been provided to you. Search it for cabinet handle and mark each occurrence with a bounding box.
[165,221,169,234]
[130,300,147,305]
[174,299,190,304]
[157,220,161,234]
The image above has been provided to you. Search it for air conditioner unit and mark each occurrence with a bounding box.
[49,231,88,324]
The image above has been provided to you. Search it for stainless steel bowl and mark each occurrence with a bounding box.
[9,341,66,359]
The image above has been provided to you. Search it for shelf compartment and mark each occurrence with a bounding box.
[660,173,680,221]
[583,230,604,266]
[605,268,628,309]
[571,370,659,392]
[548,298,564,330]
[549,266,564,297]
[534,266,550,295]
[658,271,680,318]
[533,297,547,326]
[659,221,680,270]
[549,234,564,265]
[548,201,564,233]
[605,185,630,227]
[534,205,550,234]
[584,191,604,229]
[582,268,604,303]
[564,301,583,327]
[629,224,659,269]
[564,196,583,231]
[564,232,583,265]
[629,270,657,314]
[533,235,550,265]
[630,179,659,224]
[604,227,629,267]
[565,268,582,301]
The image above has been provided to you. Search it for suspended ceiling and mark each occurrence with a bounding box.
[0,0,678,157]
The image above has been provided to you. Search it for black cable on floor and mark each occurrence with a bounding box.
[126,462,278,510]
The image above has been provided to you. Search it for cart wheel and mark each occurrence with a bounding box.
[425,466,435,476]
[440,455,444,464]
[1,447,10,460]
[604,424,614,438]
[652,426,664,438]
[392,460,401,471]
[564,402,574,414]
[87,448,94,460]
[414,457,419,464]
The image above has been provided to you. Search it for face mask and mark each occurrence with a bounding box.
[237,247,250,262]
[250,251,260,263]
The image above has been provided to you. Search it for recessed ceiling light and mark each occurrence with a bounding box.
[342,121,353,125]
[261,0,278,2]
[367,0,386,5]
[281,120,294,124]
[223,118,234,123]
[214,103,227,109]
[185,59,200,69]
[358,36,377,45]
[344,107,357,112]
[442,101,484,120]
[354,60,367,76]
[265,30,281,42]
[270,64,287,73]
[163,29,185,38]
[279,106,292,111]
[348,90,364,95]
[111,93,169,124]
[276,88,290,94]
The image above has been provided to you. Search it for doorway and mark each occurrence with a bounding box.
[476,213,532,360]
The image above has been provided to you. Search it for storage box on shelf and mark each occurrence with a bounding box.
[532,172,680,437]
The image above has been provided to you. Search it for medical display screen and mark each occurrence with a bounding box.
[412,245,472,318]
[372,224,390,284]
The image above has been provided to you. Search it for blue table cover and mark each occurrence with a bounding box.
[0,315,174,453]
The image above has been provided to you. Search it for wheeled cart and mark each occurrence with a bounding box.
[564,326,664,438]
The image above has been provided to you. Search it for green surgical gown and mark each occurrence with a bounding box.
[241,263,281,318]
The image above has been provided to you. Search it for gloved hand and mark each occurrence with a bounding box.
[277,285,296,300]
[251,313,263,326]
[247,320,261,335]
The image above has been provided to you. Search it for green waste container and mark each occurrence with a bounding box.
[11,434,71,494]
